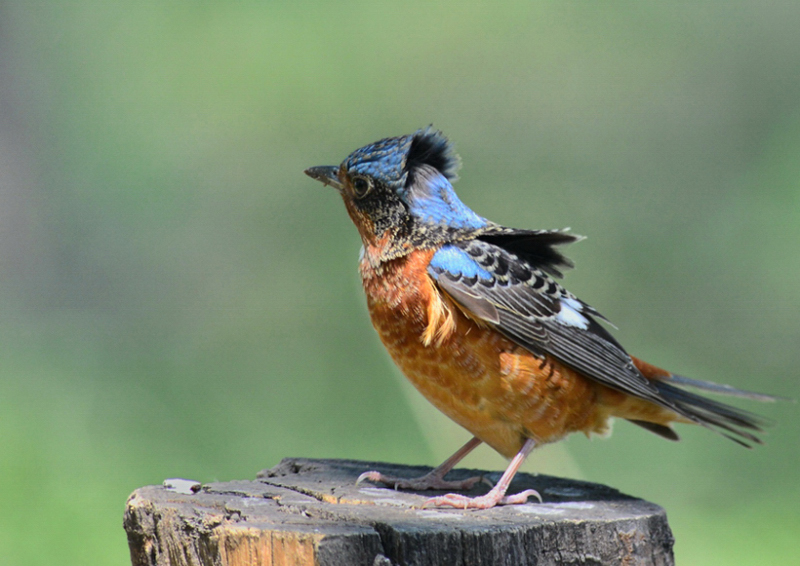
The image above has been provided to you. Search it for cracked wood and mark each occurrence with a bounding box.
[124,458,675,566]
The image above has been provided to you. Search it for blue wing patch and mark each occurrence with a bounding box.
[428,245,493,281]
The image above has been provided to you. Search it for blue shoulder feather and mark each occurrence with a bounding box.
[428,245,493,281]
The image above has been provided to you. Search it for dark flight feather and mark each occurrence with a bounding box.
[478,229,581,278]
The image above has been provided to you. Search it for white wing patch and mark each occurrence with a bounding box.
[555,296,589,329]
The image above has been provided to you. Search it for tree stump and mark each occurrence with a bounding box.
[124,458,674,566]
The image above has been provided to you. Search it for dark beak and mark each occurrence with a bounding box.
[304,165,344,191]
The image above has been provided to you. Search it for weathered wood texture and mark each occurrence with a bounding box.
[124,458,674,566]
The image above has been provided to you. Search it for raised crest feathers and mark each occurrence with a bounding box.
[405,127,461,184]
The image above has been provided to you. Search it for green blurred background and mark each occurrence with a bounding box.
[1,2,798,565]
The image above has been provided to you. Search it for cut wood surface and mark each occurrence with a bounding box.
[124,458,674,566]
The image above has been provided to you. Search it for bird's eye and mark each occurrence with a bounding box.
[351,176,372,198]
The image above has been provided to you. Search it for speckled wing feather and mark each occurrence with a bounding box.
[427,237,681,414]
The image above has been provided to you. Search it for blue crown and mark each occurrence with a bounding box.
[343,127,461,193]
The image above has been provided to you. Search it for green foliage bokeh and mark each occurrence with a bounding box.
[0,3,798,565]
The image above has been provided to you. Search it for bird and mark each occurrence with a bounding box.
[304,127,776,509]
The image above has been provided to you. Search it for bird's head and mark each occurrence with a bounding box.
[305,128,487,261]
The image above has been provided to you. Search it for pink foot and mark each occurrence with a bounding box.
[356,469,484,491]
[423,485,542,510]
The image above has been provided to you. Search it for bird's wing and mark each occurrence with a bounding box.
[427,240,676,411]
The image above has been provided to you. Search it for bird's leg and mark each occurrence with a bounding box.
[423,438,541,509]
[356,436,484,491]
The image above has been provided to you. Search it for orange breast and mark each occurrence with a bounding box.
[360,249,618,458]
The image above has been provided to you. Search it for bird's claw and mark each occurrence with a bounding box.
[421,488,542,510]
[356,471,383,486]
[500,489,542,505]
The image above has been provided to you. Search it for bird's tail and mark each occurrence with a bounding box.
[629,357,782,447]
[664,373,780,402]
[654,377,777,447]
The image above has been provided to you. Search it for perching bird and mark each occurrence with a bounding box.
[304,127,775,509]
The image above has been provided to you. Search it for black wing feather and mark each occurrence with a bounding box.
[478,228,580,278]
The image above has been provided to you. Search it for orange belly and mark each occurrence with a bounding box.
[361,249,622,458]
